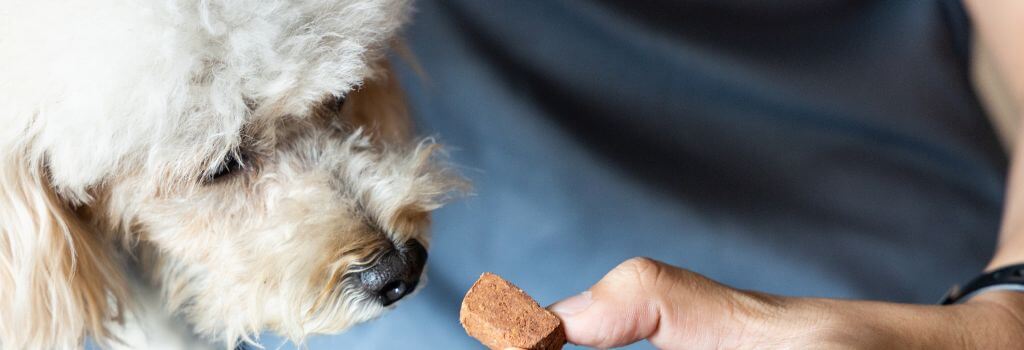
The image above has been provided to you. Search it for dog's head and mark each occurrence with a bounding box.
[0,0,460,348]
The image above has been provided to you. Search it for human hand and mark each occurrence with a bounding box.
[543,257,1024,349]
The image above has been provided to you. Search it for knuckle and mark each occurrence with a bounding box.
[616,257,664,286]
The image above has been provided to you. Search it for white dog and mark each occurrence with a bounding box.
[0,1,460,348]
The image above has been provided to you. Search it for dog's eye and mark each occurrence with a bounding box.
[331,96,346,112]
[206,153,245,182]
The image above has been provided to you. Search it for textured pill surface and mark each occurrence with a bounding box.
[459,273,566,350]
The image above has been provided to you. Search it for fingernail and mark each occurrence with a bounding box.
[549,291,593,316]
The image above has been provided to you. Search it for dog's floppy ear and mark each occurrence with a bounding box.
[341,60,413,143]
[0,146,128,349]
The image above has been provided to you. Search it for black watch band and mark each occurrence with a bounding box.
[940,263,1024,305]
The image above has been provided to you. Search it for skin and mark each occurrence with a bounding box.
[541,3,1024,349]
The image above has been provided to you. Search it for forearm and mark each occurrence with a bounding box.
[753,293,1024,349]
[990,147,1024,270]
[964,0,1024,108]
[965,0,1024,271]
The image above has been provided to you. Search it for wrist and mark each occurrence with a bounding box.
[960,291,1024,348]
[717,292,849,349]
[755,296,872,348]
[743,296,989,349]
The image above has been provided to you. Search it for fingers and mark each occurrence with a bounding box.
[549,257,671,348]
[549,257,750,349]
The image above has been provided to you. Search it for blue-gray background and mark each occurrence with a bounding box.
[271,0,1007,348]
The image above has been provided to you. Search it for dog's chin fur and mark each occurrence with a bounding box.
[0,1,462,349]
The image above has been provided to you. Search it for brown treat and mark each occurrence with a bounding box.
[460,273,566,350]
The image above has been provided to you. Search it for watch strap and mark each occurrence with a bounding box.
[941,263,1024,305]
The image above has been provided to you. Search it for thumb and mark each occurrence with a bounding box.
[548,258,750,349]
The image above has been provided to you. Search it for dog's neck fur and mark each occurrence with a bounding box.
[107,268,218,350]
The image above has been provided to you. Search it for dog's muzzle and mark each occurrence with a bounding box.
[358,240,428,306]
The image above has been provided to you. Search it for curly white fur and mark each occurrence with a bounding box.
[2,0,409,200]
[1,1,461,349]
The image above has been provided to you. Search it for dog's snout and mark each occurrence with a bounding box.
[358,240,427,306]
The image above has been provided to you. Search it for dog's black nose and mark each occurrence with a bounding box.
[358,240,427,306]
